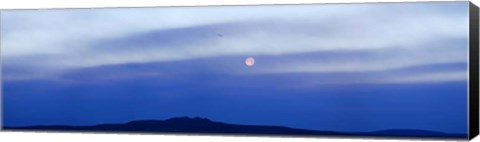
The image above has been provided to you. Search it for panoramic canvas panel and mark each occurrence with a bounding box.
[0,2,472,139]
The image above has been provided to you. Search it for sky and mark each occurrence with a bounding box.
[0,2,470,134]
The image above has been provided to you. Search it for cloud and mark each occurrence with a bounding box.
[1,2,470,83]
[0,3,370,56]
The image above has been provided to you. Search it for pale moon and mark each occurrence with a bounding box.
[245,57,255,67]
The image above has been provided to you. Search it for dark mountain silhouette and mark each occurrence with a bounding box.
[3,117,466,138]
[360,129,466,138]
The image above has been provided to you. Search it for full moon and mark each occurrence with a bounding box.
[245,57,255,67]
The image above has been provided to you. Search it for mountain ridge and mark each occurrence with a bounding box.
[3,116,467,138]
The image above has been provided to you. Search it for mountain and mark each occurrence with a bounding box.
[364,129,466,138]
[3,117,466,138]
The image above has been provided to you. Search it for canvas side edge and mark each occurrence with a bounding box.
[469,1,480,140]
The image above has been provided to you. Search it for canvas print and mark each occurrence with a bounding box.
[0,2,473,139]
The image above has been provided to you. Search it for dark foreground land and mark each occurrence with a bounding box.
[4,117,467,139]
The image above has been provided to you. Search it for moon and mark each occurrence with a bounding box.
[245,57,255,67]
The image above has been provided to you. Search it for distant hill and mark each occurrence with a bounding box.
[3,117,466,139]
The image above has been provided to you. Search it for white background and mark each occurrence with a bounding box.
[0,0,479,142]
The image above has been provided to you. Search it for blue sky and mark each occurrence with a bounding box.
[1,2,470,134]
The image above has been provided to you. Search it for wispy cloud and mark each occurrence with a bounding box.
[1,2,469,83]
